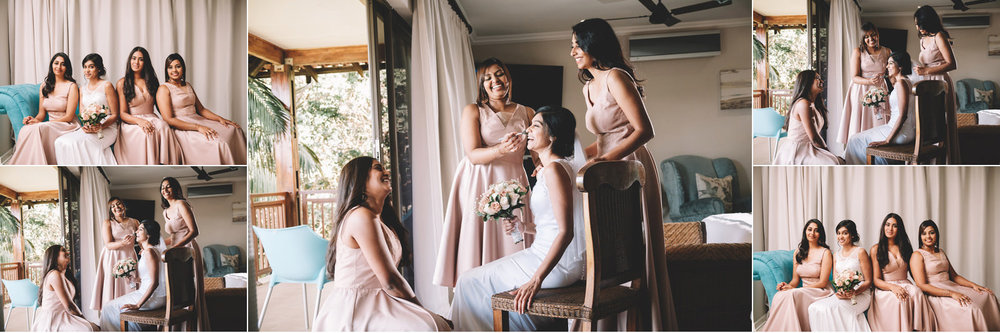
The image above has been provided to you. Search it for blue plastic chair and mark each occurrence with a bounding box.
[253,225,330,329]
[2,278,40,330]
[752,107,787,163]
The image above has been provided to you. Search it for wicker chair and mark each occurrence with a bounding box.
[120,247,198,331]
[491,161,648,331]
[866,80,949,164]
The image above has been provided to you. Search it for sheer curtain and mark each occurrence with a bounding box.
[754,166,1000,290]
[410,0,476,315]
[7,0,247,126]
[826,0,861,155]
[79,167,110,322]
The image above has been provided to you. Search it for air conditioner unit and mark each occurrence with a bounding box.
[942,14,990,29]
[187,183,233,198]
[629,30,721,61]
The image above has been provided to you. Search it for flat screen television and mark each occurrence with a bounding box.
[505,64,563,110]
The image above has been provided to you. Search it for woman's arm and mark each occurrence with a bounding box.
[803,250,833,289]
[856,248,874,293]
[947,254,995,294]
[121,249,159,311]
[910,251,970,304]
[99,82,121,129]
[793,99,827,149]
[460,104,522,165]
[102,220,132,250]
[872,80,909,147]
[346,208,419,303]
[191,88,239,128]
[168,202,200,249]
[116,79,154,133]
[157,88,215,140]
[918,33,957,75]
[52,83,80,122]
[595,70,654,161]
[48,272,83,316]
[850,48,879,86]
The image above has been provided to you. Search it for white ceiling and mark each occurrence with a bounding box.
[756,0,1000,16]
[248,0,368,49]
[0,167,59,192]
[101,167,247,189]
[753,0,807,16]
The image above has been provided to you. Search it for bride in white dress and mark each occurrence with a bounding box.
[450,106,587,331]
[54,53,119,165]
[844,51,916,165]
[808,220,873,331]
[101,219,167,331]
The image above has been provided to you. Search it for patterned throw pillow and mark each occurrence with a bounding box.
[695,173,733,212]
[220,253,240,268]
[974,88,995,108]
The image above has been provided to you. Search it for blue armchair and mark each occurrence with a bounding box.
[203,244,244,277]
[752,250,794,305]
[956,79,998,113]
[660,155,749,222]
[0,84,42,140]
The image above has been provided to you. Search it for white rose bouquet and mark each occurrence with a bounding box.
[476,180,528,244]
[833,269,863,305]
[112,258,137,279]
[80,103,110,139]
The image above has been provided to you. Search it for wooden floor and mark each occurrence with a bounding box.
[256,277,337,332]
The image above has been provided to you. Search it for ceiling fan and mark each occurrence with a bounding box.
[951,0,997,11]
[189,167,240,181]
[616,0,733,27]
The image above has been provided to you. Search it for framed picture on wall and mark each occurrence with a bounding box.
[721,69,751,110]
[989,35,1000,56]
[232,201,247,223]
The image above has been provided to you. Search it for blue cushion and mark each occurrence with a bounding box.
[203,244,243,277]
[956,79,998,113]
[660,155,748,222]
[753,249,794,305]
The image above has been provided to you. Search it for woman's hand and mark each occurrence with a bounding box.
[137,118,155,134]
[868,140,890,147]
[973,285,994,295]
[890,284,908,300]
[219,118,240,128]
[914,66,928,76]
[869,77,881,85]
[82,124,100,134]
[836,290,855,300]
[509,277,542,314]
[120,303,139,311]
[121,234,135,247]
[197,125,218,140]
[502,218,518,235]
[950,291,972,306]
[23,116,39,125]
[494,132,523,155]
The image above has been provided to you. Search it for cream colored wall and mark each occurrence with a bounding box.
[471,25,753,204]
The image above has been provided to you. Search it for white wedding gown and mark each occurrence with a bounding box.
[54,80,118,165]
[450,159,587,331]
[844,78,916,165]
[808,246,872,331]
[100,246,167,331]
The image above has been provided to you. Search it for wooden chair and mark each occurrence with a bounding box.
[491,160,648,331]
[866,80,949,164]
[120,247,198,331]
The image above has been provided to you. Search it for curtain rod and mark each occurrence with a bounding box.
[447,0,473,34]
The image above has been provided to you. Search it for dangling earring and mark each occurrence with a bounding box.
[359,193,368,203]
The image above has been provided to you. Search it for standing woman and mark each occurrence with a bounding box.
[89,197,139,312]
[433,57,534,288]
[807,220,873,331]
[100,219,168,331]
[773,70,844,165]
[913,5,961,163]
[759,219,834,331]
[54,53,119,165]
[31,245,99,331]
[157,53,247,164]
[837,22,891,145]
[570,18,674,330]
[911,220,1000,331]
[867,213,936,331]
[9,53,80,165]
[114,46,183,165]
[160,177,210,330]
[844,51,917,165]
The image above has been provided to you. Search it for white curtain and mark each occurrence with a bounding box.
[826,0,861,155]
[410,0,476,315]
[79,166,110,322]
[754,166,1000,291]
[7,0,247,126]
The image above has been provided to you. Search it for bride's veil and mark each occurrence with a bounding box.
[562,134,588,278]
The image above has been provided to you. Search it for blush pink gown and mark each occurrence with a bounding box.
[837,47,891,144]
[584,68,675,330]
[162,82,247,164]
[759,248,834,331]
[164,200,210,330]
[31,271,99,331]
[89,218,139,311]
[868,250,937,331]
[314,208,451,331]
[9,83,81,165]
[916,248,1000,331]
[773,101,843,165]
[113,85,183,165]
[913,35,960,163]
[433,103,533,287]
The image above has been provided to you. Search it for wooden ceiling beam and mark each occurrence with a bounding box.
[285,45,368,66]
[765,15,807,26]
[19,190,59,202]
[0,184,17,200]
[753,11,765,25]
[249,33,285,65]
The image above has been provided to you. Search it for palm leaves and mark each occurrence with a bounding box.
[0,204,21,263]
[248,76,321,193]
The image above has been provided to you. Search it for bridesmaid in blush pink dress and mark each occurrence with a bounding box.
[570,18,673,330]
[161,177,210,330]
[89,197,139,312]
[912,5,960,163]
[157,53,246,165]
[315,157,450,331]
[837,22,891,144]
[911,220,1000,331]
[9,53,81,165]
[32,245,99,331]
[868,213,936,331]
[760,219,834,331]
[433,57,534,288]
[773,70,844,165]
[113,46,183,165]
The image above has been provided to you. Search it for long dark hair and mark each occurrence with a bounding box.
[914,5,947,36]
[108,197,126,223]
[795,219,829,264]
[165,53,187,86]
[859,22,880,54]
[475,57,512,107]
[37,245,75,306]
[785,70,827,130]
[325,157,411,279]
[82,53,107,79]
[535,106,577,158]
[917,219,940,252]
[141,219,162,246]
[572,18,644,96]
[835,219,860,244]
[123,46,159,104]
[159,177,185,209]
[42,53,75,97]
[876,213,913,269]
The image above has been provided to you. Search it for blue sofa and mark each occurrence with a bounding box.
[0,84,43,140]
[753,249,795,305]
[203,244,244,277]
[956,79,998,114]
[660,155,750,222]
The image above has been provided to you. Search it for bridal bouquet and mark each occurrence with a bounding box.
[476,180,528,244]
[112,258,137,279]
[833,269,863,305]
[80,103,109,139]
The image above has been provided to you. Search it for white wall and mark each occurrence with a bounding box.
[471,25,753,204]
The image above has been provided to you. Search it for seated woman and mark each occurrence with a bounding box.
[911,220,1000,331]
[844,51,917,165]
[100,219,167,331]
[313,156,450,331]
[157,53,246,165]
[759,219,834,331]
[9,53,80,165]
[773,70,844,165]
[54,53,119,165]
[31,245,99,331]
[868,213,936,331]
[113,46,183,165]
[450,106,587,331]
[808,220,873,331]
